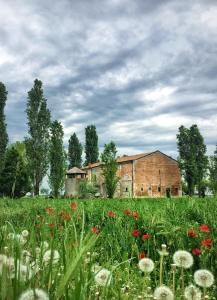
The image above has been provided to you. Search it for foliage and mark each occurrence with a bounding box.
[101,141,119,198]
[49,120,66,198]
[68,133,82,168]
[177,125,208,196]
[25,79,51,195]
[209,145,217,195]
[84,125,99,165]
[79,179,98,198]
[0,82,8,174]
[0,146,31,197]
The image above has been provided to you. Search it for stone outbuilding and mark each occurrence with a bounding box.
[65,167,86,197]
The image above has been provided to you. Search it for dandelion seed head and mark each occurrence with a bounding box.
[94,268,112,286]
[17,264,33,281]
[0,254,7,274]
[138,258,154,273]
[154,286,174,300]
[21,230,29,238]
[7,233,15,240]
[184,285,201,300]
[173,250,193,269]
[43,250,60,265]
[22,250,31,265]
[41,241,49,250]
[18,288,49,300]
[194,269,214,288]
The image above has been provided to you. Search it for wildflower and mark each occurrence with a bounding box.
[22,250,32,265]
[21,230,29,238]
[201,239,212,248]
[18,288,49,300]
[132,230,140,236]
[158,244,169,256]
[48,223,55,228]
[187,229,196,237]
[94,268,112,286]
[6,257,15,279]
[154,286,174,300]
[138,258,154,273]
[7,233,15,240]
[142,234,151,240]
[71,201,77,210]
[30,261,40,275]
[77,214,81,219]
[43,250,60,265]
[199,224,209,233]
[192,248,201,256]
[91,227,99,234]
[139,251,145,259]
[108,211,116,218]
[124,209,132,215]
[194,269,214,288]
[17,264,33,281]
[62,213,71,220]
[46,207,54,215]
[173,250,193,269]
[41,241,49,250]
[57,222,62,227]
[132,212,139,219]
[184,284,201,300]
[0,254,7,274]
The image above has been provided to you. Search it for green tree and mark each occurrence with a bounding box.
[0,82,8,174]
[85,125,99,165]
[68,133,82,168]
[0,146,31,197]
[49,120,66,198]
[101,141,119,198]
[209,145,217,195]
[177,124,208,196]
[25,79,51,196]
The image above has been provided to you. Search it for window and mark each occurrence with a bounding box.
[125,187,128,192]
[158,186,161,192]
[141,187,144,192]
[149,186,151,191]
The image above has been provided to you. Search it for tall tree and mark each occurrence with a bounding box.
[177,124,208,196]
[85,125,99,165]
[25,79,51,196]
[0,146,30,197]
[68,133,82,168]
[209,145,217,195]
[0,82,8,174]
[101,141,119,198]
[49,120,66,197]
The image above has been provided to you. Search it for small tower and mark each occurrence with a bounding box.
[65,167,86,197]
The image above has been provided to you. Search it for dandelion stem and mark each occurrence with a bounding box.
[159,255,164,286]
[181,267,184,294]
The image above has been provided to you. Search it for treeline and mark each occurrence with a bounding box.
[0,79,101,198]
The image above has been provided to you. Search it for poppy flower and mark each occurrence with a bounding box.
[46,207,54,215]
[201,239,212,248]
[71,201,77,210]
[142,234,151,240]
[192,248,201,256]
[139,251,145,259]
[108,211,116,218]
[77,214,81,220]
[132,230,140,236]
[91,227,99,234]
[62,213,71,220]
[124,209,132,215]
[57,222,62,227]
[48,223,55,228]
[58,211,65,217]
[187,229,196,237]
[132,212,139,219]
[199,224,210,233]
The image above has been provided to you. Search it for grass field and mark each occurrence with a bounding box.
[0,197,216,299]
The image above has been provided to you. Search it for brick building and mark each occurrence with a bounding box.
[82,150,182,197]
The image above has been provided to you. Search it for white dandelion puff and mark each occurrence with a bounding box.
[43,250,60,265]
[30,261,40,275]
[6,257,15,279]
[18,288,49,300]
[184,284,201,300]
[21,230,29,238]
[158,244,169,256]
[17,264,33,281]
[173,250,193,269]
[154,286,174,300]
[7,233,15,240]
[0,254,7,274]
[95,268,112,286]
[41,241,49,250]
[22,250,32,265]
[138,258,154,273]
[91,264,102,274]
[194,269,214,288]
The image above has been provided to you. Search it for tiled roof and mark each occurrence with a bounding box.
[66,167,86,174]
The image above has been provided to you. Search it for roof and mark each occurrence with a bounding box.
[66,167,86,174]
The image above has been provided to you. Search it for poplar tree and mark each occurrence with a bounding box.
[68,133,82,168]
[49,120,66,197]
[209,145,217,195]
[25,79,51,196]
[0,82,8,173]
[85,125,99,165]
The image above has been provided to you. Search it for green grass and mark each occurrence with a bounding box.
[0,197,216,299]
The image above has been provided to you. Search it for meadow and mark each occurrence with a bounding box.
[0,197,216,300]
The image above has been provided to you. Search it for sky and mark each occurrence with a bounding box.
[0,0,217,159]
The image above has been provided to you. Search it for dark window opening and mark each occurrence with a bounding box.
[158,186,161,192]
[149,186,151,191]
[125,187,128,192]
[141,187,144,192]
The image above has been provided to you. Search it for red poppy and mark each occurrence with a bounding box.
[71,201,77,210]
[201,239,212,248]
[46,207,54,215]
[57,222,62,227]
[108,211,116,218]
[132,212,139,219]
[139,251,145,259]
[192,248,201,256]
[132,230,140,236]
[187,229,196,237]
[77,214,81,220]
[199,224,210,233]
[91,227,99,234]
[142,234,151,240]
[124,209,132,215]
[48,223,55,228]
[62,213,71,220]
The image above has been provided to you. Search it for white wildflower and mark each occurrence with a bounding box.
[95,268,112,286]
[35,247,41,257]
[41,241,49,250]
[173,250,193,269]
[30,260,40,275]
[158,244,169,256]
[194,269,214,288]
[91,264,102,274]
[0,254,7,274]
[18,288,49,300]
[43,250,60,265]
[17,264,33,281]
[7,233,15,240]
[22,250,31,265]
[184,284,201,300]
[21,230,29,238]
[154,286,174,300]
[6,257,15,279]
[138,258,154,273]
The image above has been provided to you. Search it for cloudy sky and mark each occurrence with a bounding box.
[1,0,217,158]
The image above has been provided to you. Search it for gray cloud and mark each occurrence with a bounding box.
[0,0,217,159]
